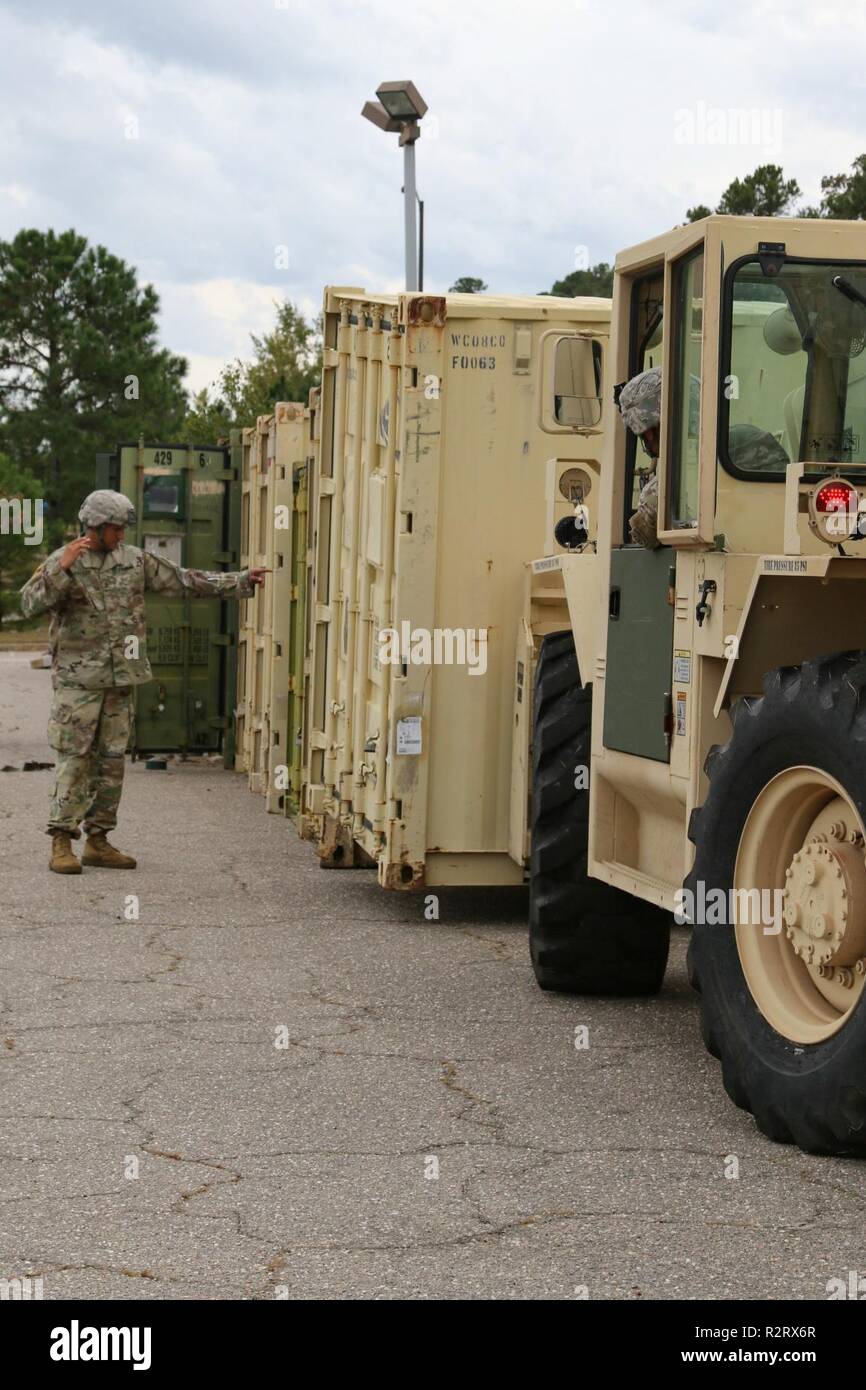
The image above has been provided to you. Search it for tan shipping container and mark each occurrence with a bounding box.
[303,288,610,888]
[233,424,257,777]
[234,403,312,811]
[294,387,319,826]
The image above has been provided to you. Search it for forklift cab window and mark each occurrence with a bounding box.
[668,249,703,529]
[722,258,866,479]
[625,274,664,531]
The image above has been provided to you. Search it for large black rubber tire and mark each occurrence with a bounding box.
[529,631,670,994]
[687,652,866,1155]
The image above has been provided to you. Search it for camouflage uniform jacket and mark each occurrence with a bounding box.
[20,545,254,690]
[628,472,660,549]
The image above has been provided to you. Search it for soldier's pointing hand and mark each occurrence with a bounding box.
[249,568,270,588]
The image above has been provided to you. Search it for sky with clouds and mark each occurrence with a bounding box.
[0,0,863,395]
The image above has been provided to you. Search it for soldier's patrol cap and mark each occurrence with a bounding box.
[78,490,137,528]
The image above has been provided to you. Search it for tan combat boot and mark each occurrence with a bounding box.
[50,831,82,875]
[82,831,137,869]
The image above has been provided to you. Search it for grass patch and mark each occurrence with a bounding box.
[0,622,49,649]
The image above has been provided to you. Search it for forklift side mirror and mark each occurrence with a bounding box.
[553,337,603,428]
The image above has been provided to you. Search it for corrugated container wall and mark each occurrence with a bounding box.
[303,289,610,888]
[234,401,315,813]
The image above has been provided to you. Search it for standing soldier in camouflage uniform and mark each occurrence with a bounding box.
[618,365,663,548]
[20,490,266,875]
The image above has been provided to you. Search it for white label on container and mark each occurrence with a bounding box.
[675,692,687,737]
[396,716,422,755]
[673,651,691,684]
[143,534,182,565]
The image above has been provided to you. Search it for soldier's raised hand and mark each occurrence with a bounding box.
[59,535,92,571]
[249,567,270,588]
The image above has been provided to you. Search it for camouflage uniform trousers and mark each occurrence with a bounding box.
[46,687,134,837]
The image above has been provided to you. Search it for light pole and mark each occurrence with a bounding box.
[361,81,428,292]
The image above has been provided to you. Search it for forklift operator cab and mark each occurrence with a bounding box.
[604,222,866,766]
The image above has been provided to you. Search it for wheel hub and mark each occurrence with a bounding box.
[783,832,866,970]
[734,767,866,1044]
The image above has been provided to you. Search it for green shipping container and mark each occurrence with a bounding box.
[95,441,241,761]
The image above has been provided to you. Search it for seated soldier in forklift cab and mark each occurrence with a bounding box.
[618,365,662,548]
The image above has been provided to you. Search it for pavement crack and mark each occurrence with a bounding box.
[138,1144,243,1210]
[439,1060,505,1137]
[452,926,515,961]
[31,1262,159,1280]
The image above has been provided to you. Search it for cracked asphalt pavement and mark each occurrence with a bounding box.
[2,650,866,1301]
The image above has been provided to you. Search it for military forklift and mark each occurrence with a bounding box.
[522,215,866,1155]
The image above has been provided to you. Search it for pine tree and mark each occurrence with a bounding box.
[180,302,321,443]
[0,228,187,535]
